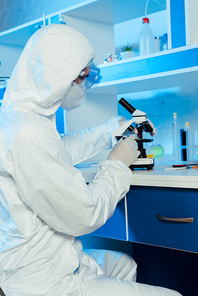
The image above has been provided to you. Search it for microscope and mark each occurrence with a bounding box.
[112,98,154,170]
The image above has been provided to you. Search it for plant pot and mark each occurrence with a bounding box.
[121,51,135,59]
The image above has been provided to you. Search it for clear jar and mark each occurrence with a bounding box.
[155,36,163,52]
[114,55,119,62]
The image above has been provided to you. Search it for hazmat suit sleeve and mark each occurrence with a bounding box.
[61,116,121,165]
[11,122,132,236]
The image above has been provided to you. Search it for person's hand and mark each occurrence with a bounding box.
[108,135,140,167]
[147,118,157,136]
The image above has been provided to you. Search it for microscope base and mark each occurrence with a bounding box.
[130,158,154,170]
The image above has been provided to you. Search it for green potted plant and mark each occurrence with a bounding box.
[121,43,135,59]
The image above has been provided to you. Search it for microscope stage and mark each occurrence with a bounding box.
[130,158,154,170]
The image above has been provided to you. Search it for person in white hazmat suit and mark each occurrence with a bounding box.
[0,24,182,296]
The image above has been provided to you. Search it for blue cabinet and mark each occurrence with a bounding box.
[92,198,127,241]
[127,186,198,252]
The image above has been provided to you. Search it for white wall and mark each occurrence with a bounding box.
[185,0,198,45]
[63,15,115,65]
[0,44,23,77]
[66,93,118,162]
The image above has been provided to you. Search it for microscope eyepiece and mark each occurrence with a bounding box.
[118,98,136,114]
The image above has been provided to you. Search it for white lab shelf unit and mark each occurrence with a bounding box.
[0,0,197,162]
[88,43,198,95]
[0,0,167,65]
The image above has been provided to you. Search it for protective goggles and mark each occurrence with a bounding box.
[80,62,100,89]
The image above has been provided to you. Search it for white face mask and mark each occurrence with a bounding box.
[60,81,86,111]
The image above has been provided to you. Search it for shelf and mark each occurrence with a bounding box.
[65,0,166,25]
[0,19,44,47]
[0,0,97,46]
[88,44,198,95]
[0,0,166,47]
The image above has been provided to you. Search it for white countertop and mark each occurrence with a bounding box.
[77,163,198,189]
[130,166,198,189]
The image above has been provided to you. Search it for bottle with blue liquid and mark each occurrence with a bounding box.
[180,122,191,161]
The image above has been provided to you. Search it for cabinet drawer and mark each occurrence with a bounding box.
[92,198,127,241]
[127,186,198,252]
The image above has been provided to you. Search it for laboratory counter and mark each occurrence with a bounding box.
[79,163,198,254]
[78,163,198,189]
[130,166,198,189]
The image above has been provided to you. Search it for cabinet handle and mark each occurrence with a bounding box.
[157,214,193,223]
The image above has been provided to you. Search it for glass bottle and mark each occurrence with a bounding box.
[155,36,163,52]
[114,55,119,62]
[180,122,190,161]
[163,33,168,51]
[194,126,198,159]
[172,112,177,158]
[107,54,112,62]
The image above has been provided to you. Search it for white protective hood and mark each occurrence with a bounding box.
[2,24,95,116]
